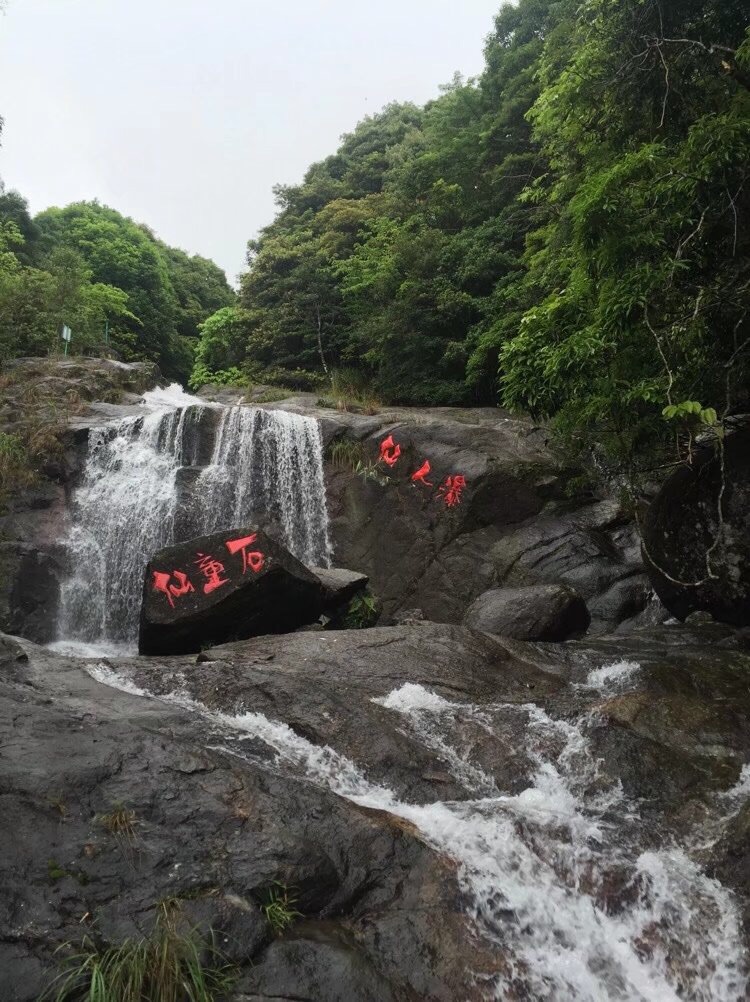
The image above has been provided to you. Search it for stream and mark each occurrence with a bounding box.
[89,653,749,1001]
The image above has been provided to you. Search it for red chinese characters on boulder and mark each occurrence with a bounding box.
[437,474,467,508]
[411,459,433,488]
[379,435,402,468]
[150,531,267,609]
[194,552,230,594]
[226,533,265,575]
[152,569,195,608]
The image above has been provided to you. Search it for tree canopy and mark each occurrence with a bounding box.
[0,178,234,381]
[194,0,748,469]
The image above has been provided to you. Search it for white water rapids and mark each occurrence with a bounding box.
[56,384,331,649]
[88,658,748,1001]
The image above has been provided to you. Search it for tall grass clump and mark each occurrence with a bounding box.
[42,900,236,1002]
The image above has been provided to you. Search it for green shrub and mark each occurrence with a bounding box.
[253,366,327,392]
[188,363,245,391]
[0,431,35,496]
[342,591,379,629]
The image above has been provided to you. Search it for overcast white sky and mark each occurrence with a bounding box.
[0,0,502,283]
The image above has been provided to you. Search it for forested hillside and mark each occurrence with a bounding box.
[196,0,749,470]
[0,181,234,381]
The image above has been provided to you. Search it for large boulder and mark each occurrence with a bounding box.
[463,583,590,641]
[642,427,750,626]
[139,527,326,655]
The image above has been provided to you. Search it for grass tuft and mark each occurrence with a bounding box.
[259,883,301,936]
[327,438,367,472]
[41,900,236,1002]
[96,805,137,841]
[326,439,390,486]
[251,386,292,404]
[0,431,36,495]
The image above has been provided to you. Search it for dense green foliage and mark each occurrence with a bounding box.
[0,142,234,382]
[499,0,750,468]
[198,0,749,468]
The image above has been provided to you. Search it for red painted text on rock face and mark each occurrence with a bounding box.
[194,552,230,594]
[152,569,195,608]
[379,435,402,468]
[411,459,433,487]
[226,534,265,575]
[437,474,466,508]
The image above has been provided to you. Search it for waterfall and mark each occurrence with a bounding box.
[196,405,331,566]
[57,385,331,650]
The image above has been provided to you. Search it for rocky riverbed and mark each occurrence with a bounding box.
[2,622,750,1000]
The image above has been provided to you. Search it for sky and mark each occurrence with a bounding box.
[0,0,503,284]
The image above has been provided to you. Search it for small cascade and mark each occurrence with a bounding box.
[89,661,749,1002]
[57,386,331,649]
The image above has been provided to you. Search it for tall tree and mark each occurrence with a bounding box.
[33,202,233,380]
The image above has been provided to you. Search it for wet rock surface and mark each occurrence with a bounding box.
[134,624,565,804]
[255,396,651,633]
[2,623,750,999]
[0,628,500,1001]
[464,583,590,641]
[311,565,369,607]
[642,426,750,626]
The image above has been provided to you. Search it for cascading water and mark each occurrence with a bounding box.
[57,385,331,650]
[196,405,331,565]
[89,657,748,1002]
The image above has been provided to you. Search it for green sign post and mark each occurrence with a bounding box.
[61,324,72,357]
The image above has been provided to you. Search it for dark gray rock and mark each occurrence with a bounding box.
[464,584,590,641]
[139,527,326,655]
[642,427,750,626]
[614,593,671,633]
[133,624,563,803]
[311,565,369,606]
[538,625,750,803]
[0,541,64,643]
[235,923,399,1002]
[178,893,270,964]
[709,803,750,932]
[2,356,161,398]
[0,357,162,642]
[298,403,652,633]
